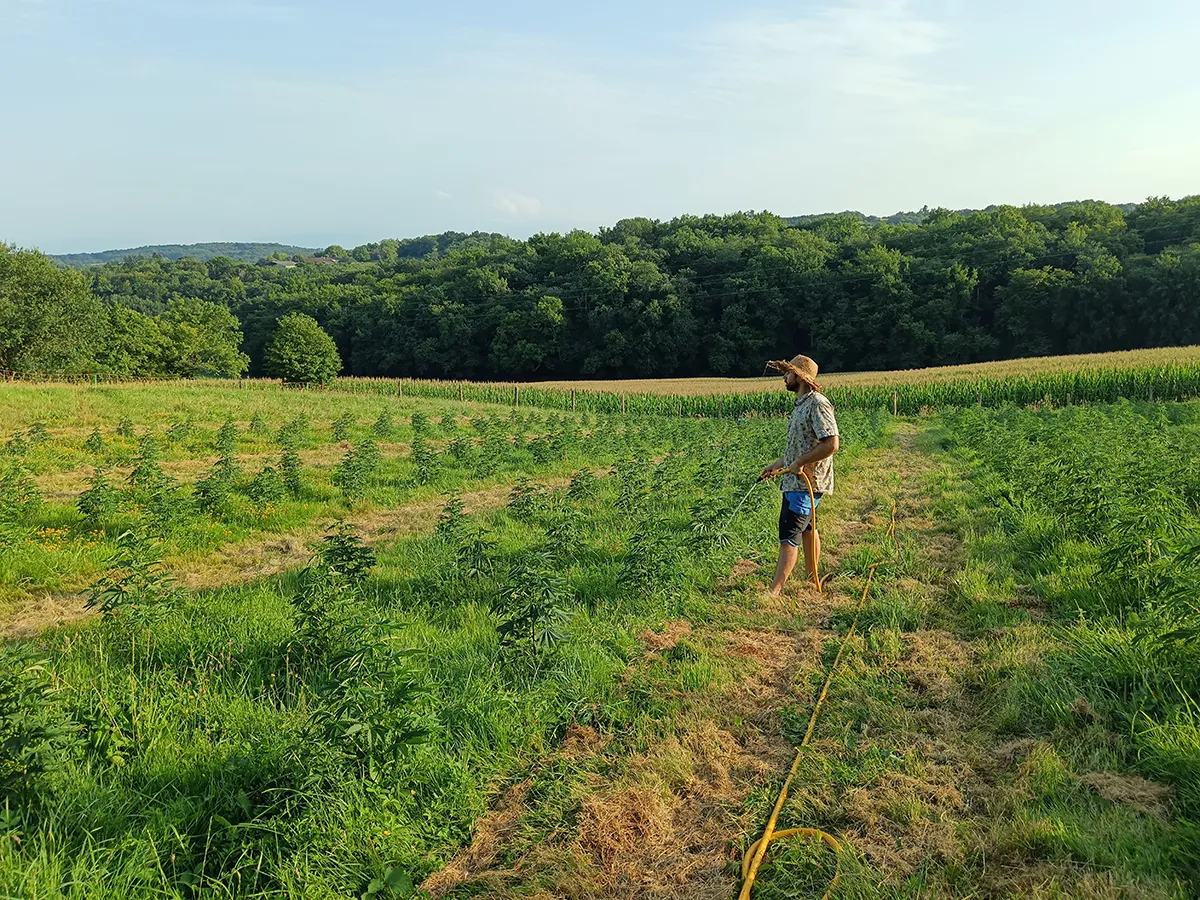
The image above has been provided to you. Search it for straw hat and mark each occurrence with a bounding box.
[767,354,820,390]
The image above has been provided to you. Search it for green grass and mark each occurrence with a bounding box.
[4,383,1199,898]
[0,386,900,897]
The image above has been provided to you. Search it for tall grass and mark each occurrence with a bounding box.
[936,400,1200,833]
[0,391,891,896]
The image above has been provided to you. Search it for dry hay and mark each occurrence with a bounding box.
[572,720,769,898]
[1080,771,1173,819]
[639,620,692,654]
[842,763,969,872]
[989,865,1179,900]
[562,724,611,759]
[728,558,760,580]
[898,630,972,703]
[420,780,533,898]
[994,738,1040,769]
[0,591,91,639]
[450,623,818,897]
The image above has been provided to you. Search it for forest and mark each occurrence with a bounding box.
[6,196,1199,380]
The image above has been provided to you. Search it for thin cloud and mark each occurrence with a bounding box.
[491,190,542,218]
[693,0,985,147]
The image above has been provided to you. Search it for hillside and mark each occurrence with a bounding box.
[52,242,319,267]
[787,200,1141,228]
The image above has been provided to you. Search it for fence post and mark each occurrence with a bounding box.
[571,389,576,412]
[621,393,626,415]
[514,385,520,408]
[398,379,403,397]
[892,391,898,416]
[458,383,464,401]
[977,391,983,406]
[1149,384,1154,402]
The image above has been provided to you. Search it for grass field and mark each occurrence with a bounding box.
[0,381,1197,898]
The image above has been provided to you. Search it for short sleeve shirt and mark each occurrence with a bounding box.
[779,391,839,495]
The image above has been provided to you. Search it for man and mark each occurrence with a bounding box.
[759,354,840,596]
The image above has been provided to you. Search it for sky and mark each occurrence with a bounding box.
[3,0,1199,254]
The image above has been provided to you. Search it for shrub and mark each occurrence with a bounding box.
[83,428,106,454]
[78,468,120,527]
[166,417,192,444]
[316,521,376,587]
[263,313,342,385]
[373,410,394,439]
[278,440,302,499]
[497,552,572,656]
[277,415,309,446]
[0,466,40,523]
[5,431,27,456]
[334,438,379,501]
[0,646,82,822]
[25,422,50,445]
[214,417,238,457]
[246,465,285,507]
[410,433,436,485]
[193,462,237,516]
[85,531,181,625]
[127,435,164,490]
[331,412,354,442]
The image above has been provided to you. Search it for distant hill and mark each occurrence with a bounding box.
[52,242,319,267]
[787,201,1141,228]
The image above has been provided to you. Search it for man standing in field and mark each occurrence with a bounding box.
[760,354,840,596]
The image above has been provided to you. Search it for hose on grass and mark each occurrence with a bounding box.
[738,502,898,900]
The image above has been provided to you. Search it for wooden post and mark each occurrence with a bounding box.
[977,391,983,406]
[621,393,626,415]
[678,401,683,416]
[458,383,464,401]
[514,385,520,408]
[718,396,723,418]
[397,379,403,397]
[892,391,898,416]
[1149,384,1154,402]
[571,390,576,412]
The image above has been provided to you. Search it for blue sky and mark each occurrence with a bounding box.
[4,0,1199,253]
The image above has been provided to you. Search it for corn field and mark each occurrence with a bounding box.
[325,361,1200,417]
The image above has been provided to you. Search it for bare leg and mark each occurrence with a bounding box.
[802,528,821,588]
[769,542,800,595]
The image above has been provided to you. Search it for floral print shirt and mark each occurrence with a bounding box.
[779,390,839,495]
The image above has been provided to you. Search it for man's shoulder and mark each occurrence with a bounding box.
[807,392,837,414]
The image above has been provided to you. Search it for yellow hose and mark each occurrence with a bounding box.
[740,502,898,899]
[799,469,821,593]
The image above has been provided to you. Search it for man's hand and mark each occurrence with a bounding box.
[760,464,785,480]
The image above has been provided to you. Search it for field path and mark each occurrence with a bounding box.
[415,427,953,897]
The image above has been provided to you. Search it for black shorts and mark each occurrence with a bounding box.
[778,492,822,546]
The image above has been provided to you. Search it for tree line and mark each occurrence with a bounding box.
[4,197,1198,381]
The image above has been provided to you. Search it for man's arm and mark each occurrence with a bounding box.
[786,434,838,475]
[762,436,838,480]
